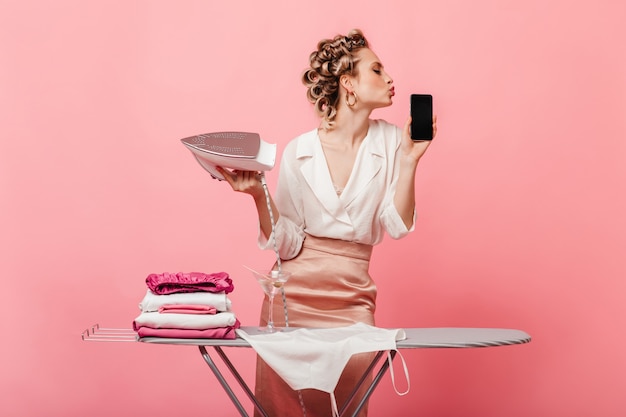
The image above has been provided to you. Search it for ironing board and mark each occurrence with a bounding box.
[137,326,531,417]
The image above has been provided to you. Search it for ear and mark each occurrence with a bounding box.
[339,74,353,92]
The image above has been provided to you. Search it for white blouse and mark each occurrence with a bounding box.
[259,119,415,260]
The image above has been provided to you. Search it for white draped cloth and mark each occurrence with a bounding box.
[237,323,409,416]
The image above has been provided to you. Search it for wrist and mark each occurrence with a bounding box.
[399,155,419,170]
[252,191,264,202]
[252,189,268,204]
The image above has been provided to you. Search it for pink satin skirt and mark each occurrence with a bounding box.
[254,234,376,417]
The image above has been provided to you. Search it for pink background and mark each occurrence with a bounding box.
[1,0,625,416]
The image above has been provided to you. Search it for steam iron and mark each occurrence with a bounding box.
[181,132,276,180]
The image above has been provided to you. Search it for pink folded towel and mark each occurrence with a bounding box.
[158,304,217,315]
[136,321,240,339]
[146,271,234,295]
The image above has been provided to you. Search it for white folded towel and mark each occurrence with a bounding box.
[133,311,237,330]
[138,289,231,313]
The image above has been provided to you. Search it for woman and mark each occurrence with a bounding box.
[217,29,436,417]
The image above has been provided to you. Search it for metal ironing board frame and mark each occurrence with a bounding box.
[134,326,531,417]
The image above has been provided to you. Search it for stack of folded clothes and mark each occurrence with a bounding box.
[132,271,240,339]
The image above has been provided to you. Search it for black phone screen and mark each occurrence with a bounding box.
[410,94,433,140]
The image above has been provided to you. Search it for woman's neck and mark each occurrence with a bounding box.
[321,109,371,147]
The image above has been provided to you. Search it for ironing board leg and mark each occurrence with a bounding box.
[198,345,394,417]
[198,346,270,417]
[347,350,397,417]
[213,346,269,417]
[338,351,386,416]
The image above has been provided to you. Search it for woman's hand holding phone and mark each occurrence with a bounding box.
[401,115,436,164]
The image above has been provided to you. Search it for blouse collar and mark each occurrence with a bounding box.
[295,120,384,225]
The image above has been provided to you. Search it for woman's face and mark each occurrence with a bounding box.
[351,48,395,109]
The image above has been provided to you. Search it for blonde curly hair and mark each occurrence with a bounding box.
[302,29,369,129]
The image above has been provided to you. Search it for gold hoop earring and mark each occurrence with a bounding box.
[346,91,358,107]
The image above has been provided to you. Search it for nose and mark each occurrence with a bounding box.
[385,71,393,84]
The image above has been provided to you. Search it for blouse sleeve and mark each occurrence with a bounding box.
[380,204,415,239]
[379,123,416,239]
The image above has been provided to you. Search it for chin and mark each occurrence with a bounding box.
[371,99,393,110]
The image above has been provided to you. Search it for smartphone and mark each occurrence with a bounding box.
[410,94,433,140]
